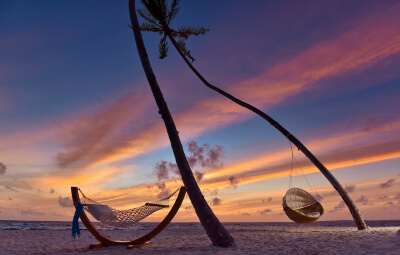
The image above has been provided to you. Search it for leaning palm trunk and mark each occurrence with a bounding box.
[168,35,368,230]
[128,0,235,247]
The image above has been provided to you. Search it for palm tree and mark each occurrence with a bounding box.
[128,0,235,247]
[134,0,368,230]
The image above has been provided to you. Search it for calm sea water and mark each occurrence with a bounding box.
[0,220,399,231]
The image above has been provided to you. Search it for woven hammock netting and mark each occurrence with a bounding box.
[78,188,180,228]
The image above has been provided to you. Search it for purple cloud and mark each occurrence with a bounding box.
[153,141,224,183]
[58,196,73,208]
[210,189,218,196]
[0,163,6,175]
[329,201,346,212]
[211,197,221,206]
[187,141,206,167]
[314,194,323,201]
[380,178,395,188]
[228,176,239,188]
[187,141,224,169]
[194,170,204,182]
[378,195,388,200]
[205,145,224,169]
[155,182,171,199]
[4,185,18,192]
[344,184,356,193]
[153,160,179,182]
[154,160,170,181]
[258,209,272,215]
[355,195,369,205]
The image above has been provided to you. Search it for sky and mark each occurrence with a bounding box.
[0,0,399,223]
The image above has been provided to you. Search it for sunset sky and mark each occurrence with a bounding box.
[1,0,399,223]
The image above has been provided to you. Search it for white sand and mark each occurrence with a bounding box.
[1,224,399,254]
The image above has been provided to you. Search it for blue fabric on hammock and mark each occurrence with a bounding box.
[72,202,83,238]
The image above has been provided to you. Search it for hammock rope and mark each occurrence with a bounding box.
[289,141,316,197]
[77,188,180,228]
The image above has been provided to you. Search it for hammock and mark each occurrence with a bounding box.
[78,188,179,228]
[283,188,324,223]
[71,186,186,249]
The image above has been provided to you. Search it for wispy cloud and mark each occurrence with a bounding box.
[58,196,73,208]
[232,4,400,106]
[56,91,153,168]
[258,208,272,215]
[379,178,396,189]
[329,201,346,213]
[355,195,369,205]
[4,185,18,192]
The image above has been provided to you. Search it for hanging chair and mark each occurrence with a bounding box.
[71,186,186,249]
[282,187,324,223]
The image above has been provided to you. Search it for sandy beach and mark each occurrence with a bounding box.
[1,222,399,254]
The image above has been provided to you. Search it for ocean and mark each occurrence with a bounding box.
[1,220,399,231]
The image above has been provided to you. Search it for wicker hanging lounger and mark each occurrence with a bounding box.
[282,188,324,224]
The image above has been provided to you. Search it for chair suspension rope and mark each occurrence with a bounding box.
[289,142,317,196]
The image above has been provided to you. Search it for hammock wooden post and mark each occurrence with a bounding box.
[71,186,186,249]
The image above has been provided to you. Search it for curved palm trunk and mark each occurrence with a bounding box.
[168,35,368,230]
[128,0,235,247]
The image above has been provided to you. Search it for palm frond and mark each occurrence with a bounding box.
[159,36,169,59]
[137,8,161,27]
[141,0,168,24]
[167,0,180,26]
[139,22,164,33]
[176,39,195,62]
[177,26,208,37]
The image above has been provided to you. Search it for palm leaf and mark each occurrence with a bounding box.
[137,8,161,27]
[141,0,168,24]
[139,22,164,33]
[159,36,169,59]
[176,39,195,62]
[177,26,208,37]
[167,0,180,26]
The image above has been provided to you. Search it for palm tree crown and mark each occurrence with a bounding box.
[132,0,207,62]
